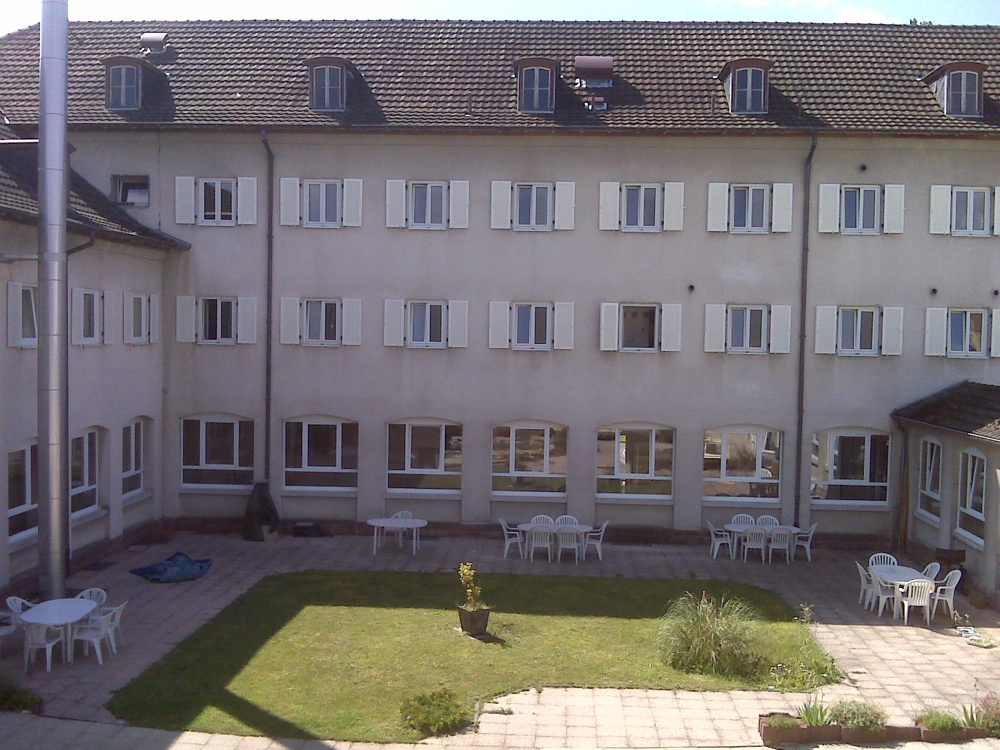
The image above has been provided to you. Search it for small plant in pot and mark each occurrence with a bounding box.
[830,700,888,744]
[798,697,841,742]
[758,712,810,747]
[916,709,966,742]
[456,562,491,636]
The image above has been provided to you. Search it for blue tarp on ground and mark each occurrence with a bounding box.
[130,552,212,583]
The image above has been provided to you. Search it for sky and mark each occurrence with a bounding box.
[1,0,998,38]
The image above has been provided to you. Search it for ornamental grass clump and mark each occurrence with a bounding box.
[829,700,887,731]
[400,689,471,736]
[657,592,765,679]
[915,709,963,731]
[797,697,832,726]
[457,562,487,611]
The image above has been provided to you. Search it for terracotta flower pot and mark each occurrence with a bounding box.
[886,724,921,741]
[457,605,491,636]
[758,713,811,748]
[805,724,843,742]
[840,727,890,745]
[919,725,968,743]
[964,727,990,739]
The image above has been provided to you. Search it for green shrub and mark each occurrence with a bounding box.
[975,693,1000,737]
[764,713,801,728]
[400,689,471,736]
[829,700,887,731]
[0,671,43,714]
[797,697,832,726]
[916,710,962,731]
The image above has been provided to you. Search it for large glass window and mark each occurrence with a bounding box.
[918,438,941,520]
[284,419,358,488]
[952,187,989,236]
[311,65,344,111]
[727,305,767,353]
[387,421,462,490]
[622,184,660,231]
[839,307,879,355]
[70,429,99,514]
[957,450,986,541]
[513,303,552,350]
[492,423,567,493]
[811,430,889,502]
[703,427,781,498]
[122,420,144,496]
[514,183,552,230]
[410,182,448,229]
[303,180,342,227]
[7,444,39,538]
[303,299,340,345]
[200,179,236,225]
[201,298,236,344]
[596,426,674,496]
[948,309,987,357]
[182,416,254,486]
[733,67,765,113]
[948,71,980,116]
[620,304,658,351]
[519,66,554,113]
[841,186,880,234]
[108,64,139,109]
[408,301,446,347]
[731,185,768,233]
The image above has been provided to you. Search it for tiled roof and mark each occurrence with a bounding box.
[0,134,188,250]
[892,381,1000,445]
[1,20,1000,134]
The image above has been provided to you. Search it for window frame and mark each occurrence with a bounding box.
[732,66,766,114]
[702,426,781,500]
[621,184,662,232]
[107,64,140,110]
[619,303,660,352]
[837,306,880,356]
[125,292,150,345]
[513,183,554,231]
[957,449,986,542]
[596,425,674,498]
[947,308,988,358]
[181,415,255,488]
[492,422,568,494]
[311,64,345,112]
[302,179,343,228]
[199,297,237,344]
[302,298,342,346]
[409,181,449,229]
[69,428,100,515]
[951,187,990,236]
[948,70,981,117]
[518,65,555,114]
[726,305,768,354]
[386,420,462,492]
[512,302,553,350]
[917,437,942,522]
[407,300,447,348]
[841,185,882,234]
[121,420,144,497]
[78,289,102,346]
[16,284,38,348]
[7,442,39,541]
[810,429,890,504]
[730,184,769,233]
[198,178,237,226]
[283,417,359,490]
[114,175,150,207]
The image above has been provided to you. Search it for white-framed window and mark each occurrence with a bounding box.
[181,416,255,487]
[948,309,987,357]
[7,443,38,540]
[303,299,341,345]
[387,420,462,491]
[70,429,99,514]
[841,185,881,234]
[409,182,448,229]
[303,180,342,227]
[596,425,674,497]
[838,306,880,355]
[200,298,236,344]
[811,430,889,503]
[284,418,358,489]
[952,187,990,236]
[107,64,140,110]
[408,301,446,348]
[519,66,554,113]
[514,183,553,230]
[121,420,144,496]
[124,292,150,345]
[622,184,661,231]
[311,65,345,111]
[732,66,766,114]
[71,288,102,346]
[9,283,38,348]
[620,304,659,351]
[957,450,986,541]
[730,184,768,233]
[727,305,768,353]
[513,303,552,350]
[114,175,150,207]
[703,427,781,499]
[492,422,567,493]
[918,438,942,521]
[199,179,237,226]
[949,70,980,117]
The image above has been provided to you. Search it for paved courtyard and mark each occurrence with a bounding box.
[1,531,999,749]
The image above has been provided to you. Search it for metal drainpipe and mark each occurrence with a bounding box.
[37,0,70,599]
[792,132,819,530]
[261,131,275,484]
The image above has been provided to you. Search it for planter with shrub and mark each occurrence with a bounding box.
[797,697,842,742]
[830,700,889,745]
[759,712,811,747]
[916,709,966,742]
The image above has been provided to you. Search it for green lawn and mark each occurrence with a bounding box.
[108,571,838,742]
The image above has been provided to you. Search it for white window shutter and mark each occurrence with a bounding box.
[554,181,575,230]
[490,181,512,229]
[553,301,575,350]
[883,184,905,234]
[769,305,792,354]
[599,302,619,351]
[663,182,685,231]
[598,181,620,230]
[279,297,300,344]
[175,296,197,343]
[237,177,257,225]
[992,309,1000,357]
[342,179,364,227]
[994,188,1000,236]
[385,179,407,228]
[102,290,118,345]
[929,185,952,235]
[174,176,196,225]
[7,282,23,347]
[122,292,137,345]
[149,294,161,344]
[341,298,362,346]
[279,178,300,226]
[771,183,794,233]
[881,306,904,356]
[70,287,85,345]
[704,304,727,352]
[814,306,838,354]
[383,299,405,346]
[818,184,841,233]
[237,297,257,344]
[447,300,468,348]
[448,180,469,229]
[924,307,947,356]
[706,183,729,232]
[659,303,682,352]
[488,301,510,349]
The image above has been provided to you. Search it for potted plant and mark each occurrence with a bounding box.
[916,709,966,743]
[961,701,994,739]
[456,562,491,636]
[797,697,842,742]
[758,712,810,747]
[953,611,978,638]
[830,700,888,745]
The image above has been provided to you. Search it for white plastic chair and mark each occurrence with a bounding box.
[390,510,413,547]
[6,596,34,627]
[767,527,794,564]
[23,622,63,673]
[793,522,818,562]
[555,514,579,526]
[742,526,768,563]
[869,553,897,567]
[106,601,128,651]
[869,570,898,617]
[499,519,523,559]
[854,561,875,609]
[921,562,941,581]
[898,579,934,626]
[931,569,962,620]
[0,610,16,661]
[757,515,780,527]
[71,608,116,665]
[75,588,108,627]
[731,513,754,525]
[706,521,733,560]
[556,526,583,564]
[530,514,554,525]
[526,525,554,562]
[585,521,608,561]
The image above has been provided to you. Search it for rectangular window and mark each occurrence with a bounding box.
[182,417,254,486]
[408,301,446,347]
[949,71,980,116]
[514,183,553,230]
[200,179,237,225]
[622,184,660,231]
[108,65,139,109]
[387,422,462,490]
[312,66,344,111]
[513,303,552,350]
[19,285,38,347]
[284,420,358,488]
[7,444,39,538]
[114,175,150,207]
[303,180,342,227]
[124,293,150,344]
[70,430,99,514]
[620,304,659,351]
[733,67,765,113]
[957,451,986,541]
[731,184,768,232]
[79,290,101,345]
[842,186,881,234]
[201,298,236,344]
[948,309,987,357]
[520,67,553,113]
[918,439,941,520]
[727,305,767,353]
[492,423,568,493]
[703,427,781,498]
[952,187,989,236]
[596,426,674,496]
[811,431,889,502]
[838,307,879,355]
[121,421,143,496]
[410,182,448,229]
[303,299,341,345]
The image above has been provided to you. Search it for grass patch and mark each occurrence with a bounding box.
[108,570,837,741]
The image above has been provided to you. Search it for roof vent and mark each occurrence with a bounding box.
[574,56,614,88]
[140,32,170,55]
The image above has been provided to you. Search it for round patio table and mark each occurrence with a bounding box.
[517,523,593,560]
[21,598,97,663]
[367,517,427,555]
[724,523,799,559]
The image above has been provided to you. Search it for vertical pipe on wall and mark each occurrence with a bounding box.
[260,130,275,483]
[37,0,70,598]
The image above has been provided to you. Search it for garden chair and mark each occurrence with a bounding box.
[499,518,523,559]
[931,569,962,620]
[757,515,780,527]
[741,526,768,563]
[897,579,934,626]
[869,570,898,618]
[75,587,108,628]
[106,601,128,651]
[854,561,875,609]
[390,510,413,547]
[767,527,794,564]
[921,562,941,581]
[554,514,579,526]
[868,553,897,567]
[0,610,16,661]
[526,525,554,562]
[6,596,34,627]
[706,520,733,559]
[792,522,818,562]
[585,521,609,561]
[23,622,63,673]
[556,526,583,564]
[71,608,117,665]
[731,513,754,525]
[530,514,554,525]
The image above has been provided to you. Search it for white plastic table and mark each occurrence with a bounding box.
[724,523,799,558]
[517,523,593,560]
[367,517,428,555]
[21,598,97,663]
[869,565,930,619]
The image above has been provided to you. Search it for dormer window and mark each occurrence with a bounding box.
[306,57,349,112]
[924,62,986,118]
[719,58,772,115]
[107,63,140,110]
[515,58,558,114]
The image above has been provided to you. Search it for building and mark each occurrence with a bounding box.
[0,21,998,593]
